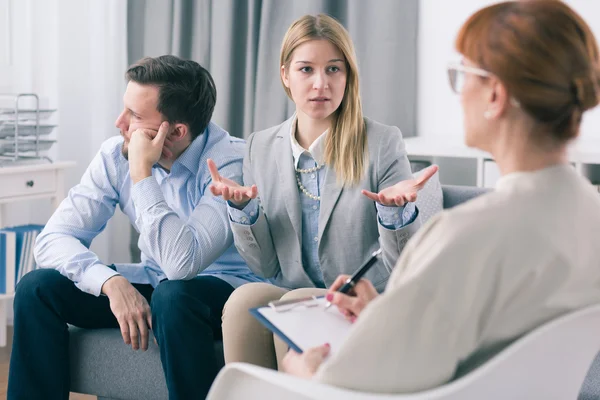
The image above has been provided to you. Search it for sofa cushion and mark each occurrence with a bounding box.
[69,326,224,400]
[414,169,443,224]
[442,185,491,209]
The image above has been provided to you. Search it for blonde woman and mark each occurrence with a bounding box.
[209,14,437,369]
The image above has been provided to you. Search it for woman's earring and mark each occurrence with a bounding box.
[483,110,492,120]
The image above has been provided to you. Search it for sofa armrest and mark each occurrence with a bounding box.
[442,185,490,209]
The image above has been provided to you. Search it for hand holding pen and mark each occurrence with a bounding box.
[324,249,382,322]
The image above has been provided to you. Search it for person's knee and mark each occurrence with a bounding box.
[279,287,326,302]
[222,283,286,322]
[151,280,185,313]
[151,280,205,325]
[14,269,64,312]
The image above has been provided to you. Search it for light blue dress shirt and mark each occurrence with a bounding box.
[34,122,264,296]
[228,117,417,288]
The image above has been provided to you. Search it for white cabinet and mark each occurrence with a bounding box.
[0,161,75,346]
[1,168,57,199]
[404,137,600,187]
[483,160,501,188]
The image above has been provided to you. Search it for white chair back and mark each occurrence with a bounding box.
[419,303,600,399]
[208,303,600,400]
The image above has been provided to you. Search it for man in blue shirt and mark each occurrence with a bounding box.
[8,55,263,399]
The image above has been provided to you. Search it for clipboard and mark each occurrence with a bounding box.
[250,296,353,355]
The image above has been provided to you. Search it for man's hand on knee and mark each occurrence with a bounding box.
[102,276,152,351]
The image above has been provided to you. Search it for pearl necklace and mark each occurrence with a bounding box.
[296,164,325,174]
[296,173,320,201]
[295,164,324,201]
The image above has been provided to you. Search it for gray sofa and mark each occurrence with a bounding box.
[66,185,512,399]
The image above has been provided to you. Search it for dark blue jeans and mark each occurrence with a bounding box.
[7,268,234,400]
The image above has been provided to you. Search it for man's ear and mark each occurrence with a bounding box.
[169,123,189,142]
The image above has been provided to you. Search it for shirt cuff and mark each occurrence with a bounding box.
[131,176,165,214]
[78,263,120,297]
[228,199,259,225]
[376,202,418,229]
[402,202,418,225]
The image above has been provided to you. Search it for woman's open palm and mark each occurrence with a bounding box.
[207,159,258,207]
[362,165,438,207]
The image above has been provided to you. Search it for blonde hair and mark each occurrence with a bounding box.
[280,14,366,186]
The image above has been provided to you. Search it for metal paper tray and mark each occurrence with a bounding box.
[0,139,56,154]
[0,123,56,138]
[0,108,56,122]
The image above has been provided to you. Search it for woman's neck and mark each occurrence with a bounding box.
[488,130,569,176]
[295,111,333,149]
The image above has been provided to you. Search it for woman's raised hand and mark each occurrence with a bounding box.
[207,159,258,208]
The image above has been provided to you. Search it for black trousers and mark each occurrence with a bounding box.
[7,268,234,400]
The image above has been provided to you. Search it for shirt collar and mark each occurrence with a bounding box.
[173,123,210,175]
[495,163,573,191]
[289,113,328,169]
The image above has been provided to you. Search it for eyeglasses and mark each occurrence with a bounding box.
[447,63,492,94]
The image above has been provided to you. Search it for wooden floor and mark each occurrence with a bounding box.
[0,327,95,400]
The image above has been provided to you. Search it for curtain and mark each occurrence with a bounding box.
[55,0,131,264]
[126,0,419,139]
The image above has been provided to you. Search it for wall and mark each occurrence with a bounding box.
[1,0,131,263]
[417,0,600,184]
[1,0,131,321]
[56,0,131,266]
[0,0,58,226]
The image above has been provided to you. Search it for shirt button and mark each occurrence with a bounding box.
[311,174,316,179]
[312,205,318,210]
[250,211,255,216]
[313,236,318,242]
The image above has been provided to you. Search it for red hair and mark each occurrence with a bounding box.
[456,0,600,141]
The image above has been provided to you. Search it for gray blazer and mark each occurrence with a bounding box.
[231,116,421,291]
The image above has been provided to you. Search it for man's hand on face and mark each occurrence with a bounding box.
[101,275,153,351]
[129,121,170,183]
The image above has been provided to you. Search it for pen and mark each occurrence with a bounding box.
[324,248,382,310]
